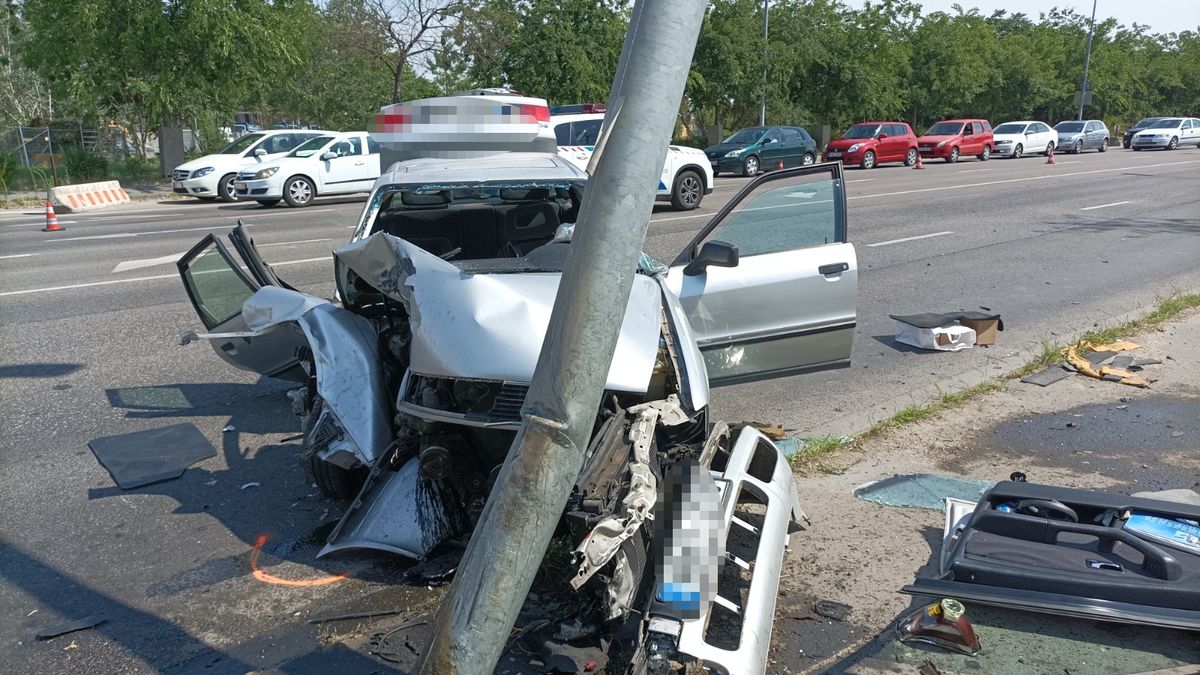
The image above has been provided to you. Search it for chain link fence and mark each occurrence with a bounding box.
[0,125,156,167]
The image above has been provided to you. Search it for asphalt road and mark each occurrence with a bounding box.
[1,147,1198,672]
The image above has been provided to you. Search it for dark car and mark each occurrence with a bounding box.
[1054,119,1110,153]
[1123,117,1165,148]
[824,122,919,169]
[916,119,994,163]
[705,126,819,176]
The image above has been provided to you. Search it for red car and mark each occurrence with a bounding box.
[917,119,994,163]
[824,121,918,169]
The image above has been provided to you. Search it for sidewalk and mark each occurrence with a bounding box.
[770,309,1200,674]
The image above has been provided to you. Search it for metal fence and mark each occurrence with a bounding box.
[1,125,161,167]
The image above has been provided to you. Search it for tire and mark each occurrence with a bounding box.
[283,176,316,207]
[860,150,876,169]
[1074,140,1083,154]
[1132,147,1142,151]
[904,148,917,166]
[669,170,703,211]
[946,146,959,163]
[1044,141,1055,156]
[801,152,815,166]
[1013,143,1023,159]
[302,397,367,500]
[256,199,281,208]
[978,145,991,161]
[1098,138,1108,152]
[742,155,760,176]
[217,173,239,202]
[1167,136,1179,150]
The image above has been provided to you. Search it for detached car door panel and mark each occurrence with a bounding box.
[667,163,857,386]
[177,229,307,381]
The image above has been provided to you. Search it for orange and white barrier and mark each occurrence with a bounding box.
[50,180,130,213]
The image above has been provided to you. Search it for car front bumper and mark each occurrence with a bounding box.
[172,175,220,197]
[821,149,863,164]
[233,176,283,199]
[714,156,750,173]
[917,144,953,158]
[1131,136,1172,148]
[991,143,1019,156]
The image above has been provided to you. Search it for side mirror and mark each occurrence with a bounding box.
[253,148,267,157]
[684,240,740,276]
[321,151,337,161]
[877,132,889,139]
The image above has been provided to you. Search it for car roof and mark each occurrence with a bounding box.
[378,152,586,185]
[855,121,905,125]
[937,118,986,123]
[258,128,334,135]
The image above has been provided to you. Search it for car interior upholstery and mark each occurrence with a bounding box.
[373,186,581,260]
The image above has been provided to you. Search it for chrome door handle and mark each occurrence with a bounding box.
[819,262,849,275]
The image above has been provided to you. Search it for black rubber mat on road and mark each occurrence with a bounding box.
[88,423,216,489]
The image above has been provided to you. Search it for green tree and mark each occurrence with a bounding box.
[0,1,49,125]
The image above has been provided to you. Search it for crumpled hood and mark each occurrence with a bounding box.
[334,233,663,392]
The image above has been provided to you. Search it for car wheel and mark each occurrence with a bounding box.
[946,146,959,163]
[978,145,991,161]
[904,148,917,166]
[1098,138,1108,152]
[670,170,703,211]
[1167,136,1179,150]
[742,156,760,176]
[801,152,815,166]
[256,199,281,207]
[1013,143,1023,159]
[302,396,367,500]
[861,150,876,169]
[283,176,315,207]
[217,173,239,202]
[1044,141,1055,156]
[1074,140,1083,154]
[1132,146,1142,151]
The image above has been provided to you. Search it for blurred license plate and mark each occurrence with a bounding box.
[826,151,841,158]
[234,182,247,190]
[172,180,183,189]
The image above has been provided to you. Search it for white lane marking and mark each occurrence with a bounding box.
[244,207,337,216]
[108,238,331,274]
[1080,200,1131,211]
[257,237,331,248]
[0,255,331,297]
[959,168,991,173]
[0,253,35,259]
[847,178,876,183]
[112,253,184,273]
[650,211,711,223]
[48,223,254,242]
[866,230,955,247]
[847,159,1200,202]
[1,220,79,227]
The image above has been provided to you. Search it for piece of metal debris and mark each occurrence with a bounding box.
[222,424,236,433]
[35,612,108,640]
[1111,354,1134,370]
[308,608,408,625]
[1021,365,1072,387]
[813,600,852,622]
[1085,350,1118,366]
[240,482,260,490]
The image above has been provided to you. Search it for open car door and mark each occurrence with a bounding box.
[176,223,308,381]
[665,162,856,386]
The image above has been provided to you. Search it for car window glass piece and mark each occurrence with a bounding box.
[702,170,840,255]
[896,598,982,656]
[853,473,994,511]
[88,423,218,490]
[180,241,257,329]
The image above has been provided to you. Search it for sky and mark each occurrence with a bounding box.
[864,0,1199,35]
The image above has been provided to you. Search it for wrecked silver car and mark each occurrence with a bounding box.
[176,155,857,672]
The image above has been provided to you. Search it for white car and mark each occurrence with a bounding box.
[553,110,714,211]
[1130,117,1200,151]
[172,129,330,201]
[991,120,1057,158]
[234,132,383,207]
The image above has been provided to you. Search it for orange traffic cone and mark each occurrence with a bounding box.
[777,159,785,170]
[914,151,924,170]
[1045,143,1055,165]
[42,200,64,232]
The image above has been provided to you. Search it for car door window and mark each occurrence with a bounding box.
[763,128,783,145]
[782,128,800,144]
[681,164,844,262]
[367,137,382,154]
[330,137,363,157]
[178,235,258,330]
[554,122,571,145]
[572,119,603,145]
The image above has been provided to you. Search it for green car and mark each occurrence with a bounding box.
[704,126,819,176]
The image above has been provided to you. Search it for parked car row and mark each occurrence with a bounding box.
[1126,117,1200,150]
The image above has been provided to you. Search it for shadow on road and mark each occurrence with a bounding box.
[0,362,84,378]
